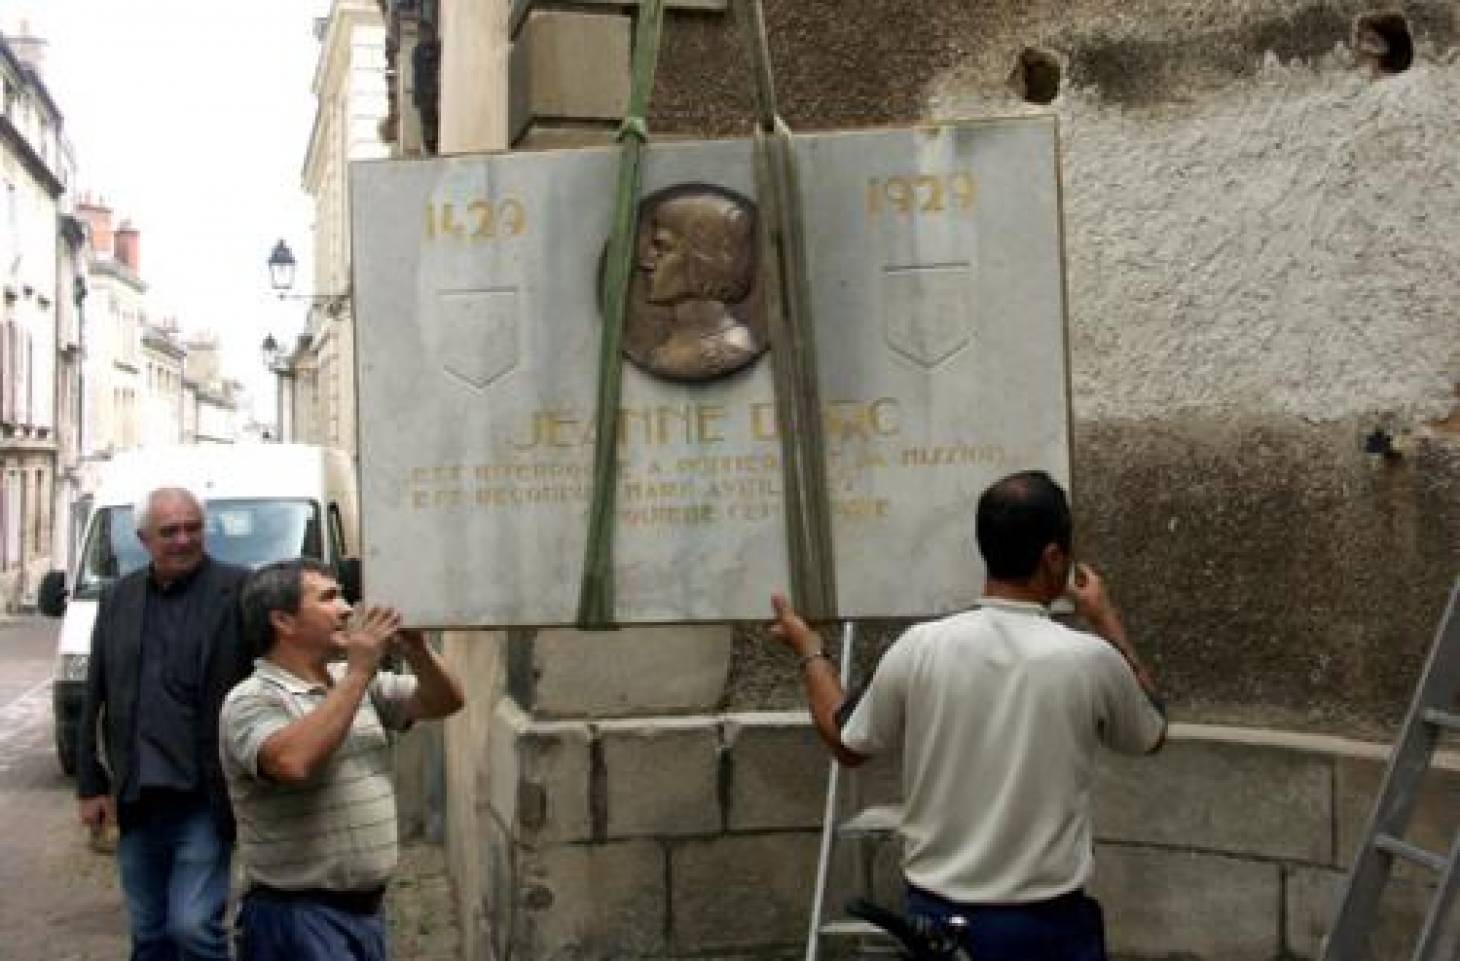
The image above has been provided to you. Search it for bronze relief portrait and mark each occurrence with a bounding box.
[614,184,768,383]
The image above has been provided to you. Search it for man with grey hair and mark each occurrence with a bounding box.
[76,486,251,961]
[223,558,463,961]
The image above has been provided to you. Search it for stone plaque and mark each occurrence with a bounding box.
[353,117,1070,627]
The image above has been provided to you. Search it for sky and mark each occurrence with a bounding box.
[3,0,333,419]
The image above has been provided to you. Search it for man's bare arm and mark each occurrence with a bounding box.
[770,594,868,768]
[256,606,397,783]
[1068,564,1160,700]
[397,630,465,721]
[1068,564,1166,752]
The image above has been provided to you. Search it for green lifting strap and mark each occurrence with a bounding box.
[737,0,839,619]
[577,0,667,628]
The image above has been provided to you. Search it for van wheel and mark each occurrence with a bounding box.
[55,725,76,777]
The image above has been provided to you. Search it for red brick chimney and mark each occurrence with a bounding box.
[114,220,141,273]
[76,199,114,258]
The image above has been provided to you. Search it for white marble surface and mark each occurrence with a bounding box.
[352,117,1070,626]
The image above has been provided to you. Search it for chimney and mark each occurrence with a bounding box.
[115,220,141,273]
[7,20,47,77]
[76,199,114,258]
[185,336,221,385]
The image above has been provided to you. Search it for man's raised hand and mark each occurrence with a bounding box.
[769,593,823,659]
[1067,563,1118,630]
[344,604,402,674]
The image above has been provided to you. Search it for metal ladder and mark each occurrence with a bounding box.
[1321,576,1460,961]
[804,622,905,960]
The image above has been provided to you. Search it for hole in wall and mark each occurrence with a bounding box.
[1354,12,1414,75]
[1010,47,1062,104]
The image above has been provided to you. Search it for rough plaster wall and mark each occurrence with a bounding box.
[661,3,1460,423]
[651,0,1454,129]
[1075,419,1460,735]
[1052,60,1457,422]
[936,22,1460,733]
[657,1,1460,733]
[659,2,1460,421]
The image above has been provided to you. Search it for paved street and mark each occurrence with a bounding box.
[0,616,128,960]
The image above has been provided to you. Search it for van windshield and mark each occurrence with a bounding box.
[74,499,323,599]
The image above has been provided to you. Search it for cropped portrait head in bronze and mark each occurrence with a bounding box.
[619,185,767,383]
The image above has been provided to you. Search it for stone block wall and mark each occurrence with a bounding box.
[477,691,1458,960]
[444,627,1460,960]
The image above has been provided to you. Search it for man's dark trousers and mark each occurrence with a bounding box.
[907,884,1109,961]
[237,890,388,961]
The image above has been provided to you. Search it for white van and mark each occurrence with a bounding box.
[37,443,361,776]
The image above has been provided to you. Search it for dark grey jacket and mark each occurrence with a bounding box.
[75,557,251,840]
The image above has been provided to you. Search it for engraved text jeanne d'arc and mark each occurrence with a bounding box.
[404,396,1008,529]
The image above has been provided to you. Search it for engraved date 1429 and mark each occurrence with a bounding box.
[424,198,527,241]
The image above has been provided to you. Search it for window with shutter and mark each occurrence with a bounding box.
[23,327,32,428]
[3,472,21,571]
[0,470,7,570]
[0,319,8,426]
[2,320,15,426]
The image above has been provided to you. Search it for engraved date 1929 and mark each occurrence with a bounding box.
[866,173,976,218]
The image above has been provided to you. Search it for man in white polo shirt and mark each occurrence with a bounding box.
[770,470,1165,961]
[221,558,464,961]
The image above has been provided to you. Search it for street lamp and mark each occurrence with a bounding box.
[259,333,294,443]
[266,240,297,292]
[265,239,350,309]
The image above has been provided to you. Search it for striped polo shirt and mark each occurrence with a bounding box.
[220,659,417,892]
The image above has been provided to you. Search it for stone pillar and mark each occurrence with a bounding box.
[509,8,630,149]
[441,629,507,961]
[438,0,510,154]
[483,625,755,960]
[505,0,728,150]
[393,12,425,157]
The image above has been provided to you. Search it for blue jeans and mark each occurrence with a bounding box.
[237,891,388,961]
[907,884,1108,961]
[117,791,231,961]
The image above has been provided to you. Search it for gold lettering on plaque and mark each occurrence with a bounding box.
[866,173,976,219]
[425,196,529,242]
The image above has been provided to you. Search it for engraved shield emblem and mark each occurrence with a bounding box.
[882,266,973,368]
[435,289,519,389]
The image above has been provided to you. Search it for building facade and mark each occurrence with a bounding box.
[284,0,389,452]
[345,2,1460,958]
[53,203,88,572]
[263,3,1460,959]
[76,199,146,460]
[0,21,249,599]
[140,316,184,449]
[75,203,245,459]
[0,30,64,612]
[182,334,241,445]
